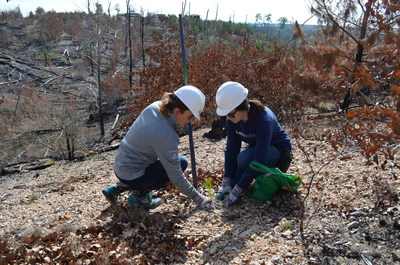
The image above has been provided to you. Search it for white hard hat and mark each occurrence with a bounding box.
[216,81,248,116]
[174,85,205,120]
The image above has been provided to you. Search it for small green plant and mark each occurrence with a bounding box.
[26,194,38,204]
[294,173,302,183]
[204,177,215,198]
[43,50,51,66]
[281,221,294,230]
[87,152,98,159]
[65,177,74,184]
[105,60,112,70]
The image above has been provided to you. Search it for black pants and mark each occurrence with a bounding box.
[116,156,188,193]
[276,151,292,173]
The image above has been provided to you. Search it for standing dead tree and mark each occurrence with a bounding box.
[86,0,95,75]
[140,15,146,68]
[126,0,133,89]
[84,1,113,137]
[310,0,399,112]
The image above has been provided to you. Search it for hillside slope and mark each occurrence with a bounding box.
[1,125,399,264]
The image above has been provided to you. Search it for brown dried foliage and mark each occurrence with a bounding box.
[121,26,299,131]
[298,0,399,164]
[0,209,192,264]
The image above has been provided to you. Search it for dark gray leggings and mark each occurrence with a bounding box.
[116,156,188,192]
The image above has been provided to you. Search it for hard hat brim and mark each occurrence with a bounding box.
[216,93,247,116]
[173,85,205,120]
[216,107,232,116]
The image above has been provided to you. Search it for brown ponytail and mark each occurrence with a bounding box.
[248,100,265,121]
[159,92,188,118]
[235,98,265,121]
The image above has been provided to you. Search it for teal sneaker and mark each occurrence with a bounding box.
[102,184,121,206]
[127,192,162,209]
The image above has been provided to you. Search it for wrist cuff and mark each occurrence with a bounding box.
[231,185,243,197]
[222,177,233,187]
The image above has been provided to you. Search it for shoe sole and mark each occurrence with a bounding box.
[127,198,162,210]
[102,190,119,207]
[143,198,162,209]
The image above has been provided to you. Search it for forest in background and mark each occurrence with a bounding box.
[0,0,399,171]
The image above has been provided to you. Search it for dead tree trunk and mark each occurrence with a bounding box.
[97,43,105,136]
[140,16,146,68]
[12,93,21,127]
[66,136,75,160]
[87,1,95,75]
[126,0,133,89]
[214,5,219,38]
[355,0,373,63]
[342,0,373,112]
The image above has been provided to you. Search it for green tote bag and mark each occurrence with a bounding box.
[249,161,302,202]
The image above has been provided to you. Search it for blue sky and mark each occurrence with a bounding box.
[2,0,317,24]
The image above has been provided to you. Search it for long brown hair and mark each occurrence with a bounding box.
[235,98,265,121]
[159,92,188,118]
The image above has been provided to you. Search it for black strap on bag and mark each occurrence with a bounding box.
[276,151,292,173]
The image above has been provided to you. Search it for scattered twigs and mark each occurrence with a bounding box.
[0,52,76,84]
[160,231,211,237]
[361,254,373,265]
[43,76,61,86]
[296,126,350,236]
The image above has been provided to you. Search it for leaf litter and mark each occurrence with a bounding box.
[0,123,399,264]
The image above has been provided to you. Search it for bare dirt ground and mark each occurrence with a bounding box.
[1,121,399,264]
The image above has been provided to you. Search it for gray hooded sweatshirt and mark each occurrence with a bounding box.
[114,101,199,199]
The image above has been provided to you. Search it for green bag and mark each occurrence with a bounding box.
[249,161,302,202]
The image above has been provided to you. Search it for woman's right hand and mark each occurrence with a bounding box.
[215,185,232,201]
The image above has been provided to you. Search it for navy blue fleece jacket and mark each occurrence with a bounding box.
[224,106,291,189]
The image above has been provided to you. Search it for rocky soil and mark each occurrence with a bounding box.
[0,123,399,264]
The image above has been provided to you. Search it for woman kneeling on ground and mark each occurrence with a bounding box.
[102,85,214,210]
[215,81,293,206]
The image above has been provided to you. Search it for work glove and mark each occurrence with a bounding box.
[215,177,233,201]
[193,192,215,209]
[223,185,243,207]
[215,185,232,201]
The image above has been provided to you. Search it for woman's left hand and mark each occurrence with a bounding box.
[193,192,216,209]
[222,185,243,206]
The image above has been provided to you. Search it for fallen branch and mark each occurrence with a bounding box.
[1,159,54,176]
[159,231,211,237]
[43,76,61,85]
[111,113,120,130]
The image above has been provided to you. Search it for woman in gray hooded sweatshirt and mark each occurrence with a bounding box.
[102,85,214,209]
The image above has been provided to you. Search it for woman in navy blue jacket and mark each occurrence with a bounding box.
[215,81,292,206]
